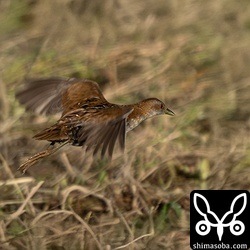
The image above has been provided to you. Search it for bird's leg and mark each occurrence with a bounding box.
[49,141,56,147]
[18,141,69,174]
[46,141,57,150]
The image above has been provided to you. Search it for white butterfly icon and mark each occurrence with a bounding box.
[193,193,247,241]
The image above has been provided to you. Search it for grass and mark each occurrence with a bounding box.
[1,0,250,249]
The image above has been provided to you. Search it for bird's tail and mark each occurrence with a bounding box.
[33,125,68,142]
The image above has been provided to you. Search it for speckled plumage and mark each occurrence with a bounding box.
[17,77,174,173]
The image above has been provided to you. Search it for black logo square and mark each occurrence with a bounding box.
[190,190,250,250]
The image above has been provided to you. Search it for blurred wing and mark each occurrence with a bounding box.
[61,79,108,114]
[16,78,108,115]
[74,106,133,157]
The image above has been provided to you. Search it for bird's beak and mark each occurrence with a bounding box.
[165,108,175,116]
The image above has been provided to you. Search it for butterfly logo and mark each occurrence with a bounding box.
[193,193,247,241]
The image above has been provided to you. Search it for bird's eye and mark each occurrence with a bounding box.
[160,103,165,109]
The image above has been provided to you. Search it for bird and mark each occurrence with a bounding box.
[16,77,174,173]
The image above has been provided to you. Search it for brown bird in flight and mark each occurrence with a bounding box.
[17,78,174,173]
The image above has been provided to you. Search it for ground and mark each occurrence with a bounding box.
[0,0,250,249]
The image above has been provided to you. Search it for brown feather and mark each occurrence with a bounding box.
[16,77,174,173]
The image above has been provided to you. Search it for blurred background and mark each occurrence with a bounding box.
[0,0,250,249]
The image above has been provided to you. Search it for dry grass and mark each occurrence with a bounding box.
[1,0,250,249]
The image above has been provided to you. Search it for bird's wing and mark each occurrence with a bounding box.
[64,106,133,157]
[16,78,108,115]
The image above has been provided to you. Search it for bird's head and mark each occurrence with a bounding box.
[139,98,175,118]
